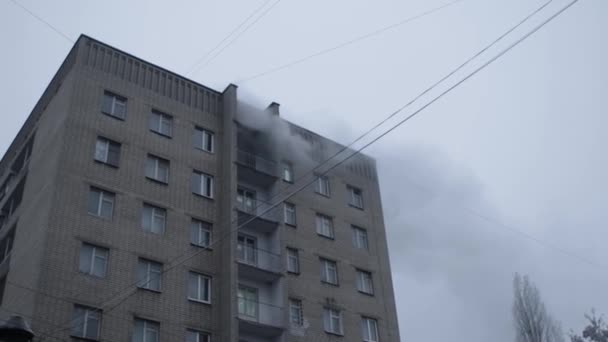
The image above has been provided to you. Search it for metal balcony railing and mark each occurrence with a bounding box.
[236,198,281,223]
[237,297,284,328]
[237,246,283,274]
[236,150,277,177]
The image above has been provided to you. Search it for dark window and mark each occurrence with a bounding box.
[102,91,127,119]
[149,110,173,137]
[94,137,121,167]
[87,187,115,219]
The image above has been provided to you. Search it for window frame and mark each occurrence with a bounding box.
[348,185,364,209]
[186,329,211,342]
[193,127,215,153]
[315,174,331,197]
[323,307,344,336]
[286,247,300,274]
[94,136,121,167]
[187,271,212,304]
[137,258,162,292]
[356,269,374,295]
[352,226,369,250]
[87,187,115,220]
[361,317,379,342]
[71,304,102,340]
[133,318,160,342]
[101,91,127,120]
[149,110,173,138]
[282,161,294,183]
[145,154,170,184]
[283,202,297,227]
[141,203,167,235]
[315,213,334,239]
[237,285,259,319]
[79,242,109,278]
[192,170,214,199]
[320,258,338,285]
[190,219,211,248]
[289,298,304,327]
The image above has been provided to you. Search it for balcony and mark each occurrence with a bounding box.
[238,297,285,337]
[237,246,283,282]
[236,150,278,188]
[236,199,280,233]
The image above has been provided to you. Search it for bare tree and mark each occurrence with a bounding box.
[570,311,608,342]
[513,273,565,342]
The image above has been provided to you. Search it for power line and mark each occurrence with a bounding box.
[189,0,284,75]
[7,0,73,43]
[236,0,465,83]
[89,0,582,325]
[184,0,273,75]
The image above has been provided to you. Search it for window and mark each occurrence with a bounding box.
[102,91,127,119]
[323,308,343,335]
[145,155,169,184]
[133,318,159,342]
[192,171,214,198]
[87,187,114,219]
[361,317,379,342]
[352,226,369,250]
[282,161,293,182]
[237,285,258,319]
[320,258,338,285]
[284,203,296,226]
[315,214,334,239]
[236,188,256,214]
[356,269,374,295]
[188,272,211,303]
[289,299,303,326]
[141,204,166,235]
[237,235,257,265]
[79,243,109,278]
[286,248,300,274]
[137,259,162,292]
[348,185,364,209]
[316,175,330,196]
[193,127,214,153]
[94,137,121,167]
[149,110,173,137]
[190,219,211,248]
[71,305,101,340]
[186,329,210,342]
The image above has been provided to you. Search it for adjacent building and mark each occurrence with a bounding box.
[0,35,400,342]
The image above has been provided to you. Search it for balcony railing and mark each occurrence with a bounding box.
[236,150,277,178]
[237,246,283,274]
[236,198,281,223]
[237,297,284,328]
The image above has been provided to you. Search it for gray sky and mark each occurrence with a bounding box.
[1,0,607,341]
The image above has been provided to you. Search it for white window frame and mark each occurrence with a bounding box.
[94,136,120,166]
[192,171,214,199]
[88,187,114,219]
[188,271,211,304]
[320,258,338,285]
[102,91,127,119]
[283,202,296,226]
[142,204,166,235]
[149,110,173,137]
[315,214,334,238]
[353,226,369,250]
[286,248,300,274]
[323,308,343,335]
[289,298,304,326]
[186,329,210,342]
[237,234,257,266]
[194,127,214,153]
[145,155,169,184]
[237,285,259,319]
[316,175,330,196]
[137,259,162,292]
[356,269,374,295]
[282,161,293,182]
[79,243,109,278]
[191,219,211,248]
[133,318,159,342]
[348,185,364,209]
[71,305,101,340]
[362,317,379,342]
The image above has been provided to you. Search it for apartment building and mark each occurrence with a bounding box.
[0,35,400,342]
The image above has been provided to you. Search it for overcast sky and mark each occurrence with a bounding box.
[1,0,607,341]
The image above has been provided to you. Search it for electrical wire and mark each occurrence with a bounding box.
[7,0,73,43]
